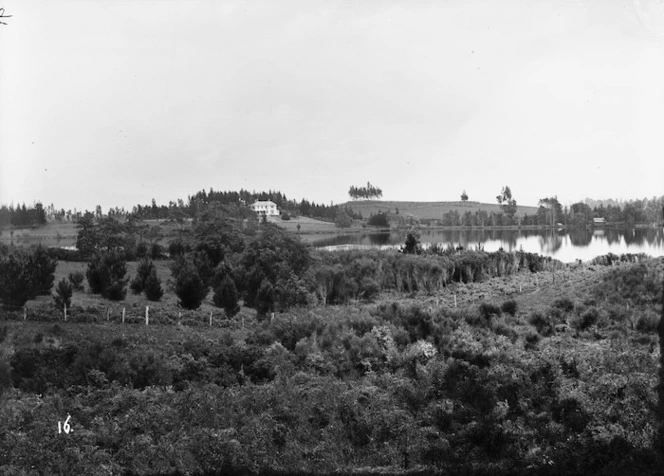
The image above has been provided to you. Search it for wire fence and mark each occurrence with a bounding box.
[0,301,249,329]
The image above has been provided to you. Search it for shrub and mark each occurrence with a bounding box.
[359,277,380,301]
[168,239,189,257]
[53,278,73,310]
[547,307,564,324]
[0,357,11,397]
[104,281,127,301]
[479,302,502,321]
[501,299,518,316]
[571,306,599,331]
[150,243,164,260]
[143,268,164,301]
[524,330,541,350]
[68,271,85,290]
[492,321,518,342]
[552,297,575,313]
[528,311,553,336]
[135,242,149,259]
[281,212,291,221]
[635,310,659,333]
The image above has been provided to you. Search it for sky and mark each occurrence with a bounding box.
[2,0,664,213]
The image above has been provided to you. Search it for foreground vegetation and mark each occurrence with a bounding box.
[1,248,663,474]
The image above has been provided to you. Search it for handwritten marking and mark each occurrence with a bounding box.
[58,414,73,434]
[0,8,12,26]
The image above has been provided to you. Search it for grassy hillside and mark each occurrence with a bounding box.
[341,200,540,220]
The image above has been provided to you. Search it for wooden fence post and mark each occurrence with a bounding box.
[122,308,125,324]
[454,294,457,308]
[145,306,149,325]
[107,307,110,322]
[23,306,27,321]
[209,312,212,327]
[64,304,67,322]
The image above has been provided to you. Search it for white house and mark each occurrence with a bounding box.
[250,200,279,216]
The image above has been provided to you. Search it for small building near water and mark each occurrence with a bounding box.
[593,217,606,227]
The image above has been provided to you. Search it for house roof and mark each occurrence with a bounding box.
[593,217,606,223]
[251,200,277,207]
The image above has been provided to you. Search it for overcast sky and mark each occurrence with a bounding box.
[2,0,664,212]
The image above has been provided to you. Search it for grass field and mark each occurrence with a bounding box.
[266,214,362,233]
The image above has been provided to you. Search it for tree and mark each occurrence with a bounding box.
[213,276,241,318]
[461,190,469,202]
[496,186,518,221]
[255,280,275,318]
[496,186,512,204]
[130,258,154,294]
[192,207,245,283]
[86,251,128,300]
[31,246,57,295]
[143,268,164,301]
[367,212,389,227]
[402,231,421,254]
[348,182,383,200]
[75,212,99,258]
[0,249,55,307]
[171,256,209,310]
[238,224,311,310]
[53,278,72,310]
[68,271,85,290]
[76,214,135,259]
[538,197,563,226]
[334,209,353,228]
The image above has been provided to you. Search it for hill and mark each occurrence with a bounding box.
[340,200,540,220]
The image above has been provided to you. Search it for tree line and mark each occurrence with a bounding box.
[0,203,47,228]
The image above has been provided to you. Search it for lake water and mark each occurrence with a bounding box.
[304,227,664,263]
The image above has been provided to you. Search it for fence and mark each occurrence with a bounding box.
[0,302,249,329]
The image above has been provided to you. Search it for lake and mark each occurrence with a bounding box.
[304,227,664,263]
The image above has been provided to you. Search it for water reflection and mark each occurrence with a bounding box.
[368,233,392,245]
[538,231,564,254]
[569,228,593,247]
[306,227,664,263]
